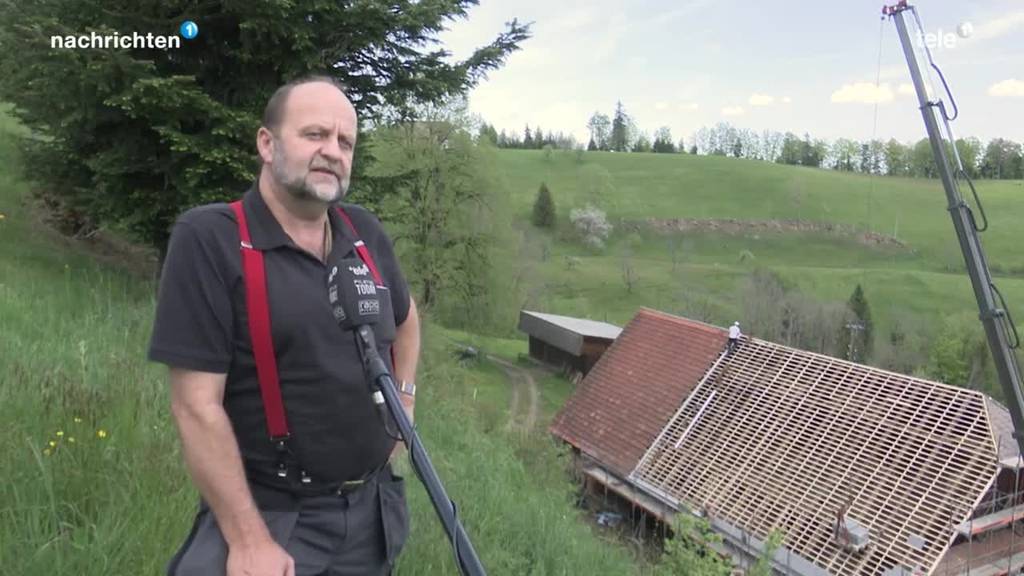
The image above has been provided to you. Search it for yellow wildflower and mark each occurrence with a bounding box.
[74,417,82,423]
[48,440,57,448]
[68,437,76,443]
[56,430,64,437]
[43,448,51,456]
[96,429,107,439]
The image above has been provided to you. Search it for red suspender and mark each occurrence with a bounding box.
[333,207,385,287]
[230,201,389,446]
[335,207,398,368]
[230,201,290,441]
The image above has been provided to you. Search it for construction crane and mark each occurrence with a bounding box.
[884,1,1024,455]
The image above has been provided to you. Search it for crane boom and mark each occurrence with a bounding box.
[885,1,1024,455]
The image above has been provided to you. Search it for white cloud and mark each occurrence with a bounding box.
[970,11,1024,41]
[989,79,1024,98]
[898,83,914,96]
[654,101,670,111]
[748,93,775,107]
[721,106,745,117]
[831,82,894,104]
[678,102,699,111]
[781,96,792,104]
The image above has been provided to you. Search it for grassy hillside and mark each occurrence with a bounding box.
[0,114,640,575]
[488,149,1024,350]
[498,149,1024,271]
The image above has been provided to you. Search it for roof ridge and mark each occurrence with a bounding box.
[635,307,726,334]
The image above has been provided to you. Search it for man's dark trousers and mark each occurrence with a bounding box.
[167,465,409,576]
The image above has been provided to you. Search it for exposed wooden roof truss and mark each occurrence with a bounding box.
[630,338,1001,575]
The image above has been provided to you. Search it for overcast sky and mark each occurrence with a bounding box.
[437,0,1024,146]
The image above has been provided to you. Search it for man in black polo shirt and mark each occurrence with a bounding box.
[149,76,420,576]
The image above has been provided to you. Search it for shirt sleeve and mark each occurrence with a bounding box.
[148,216,235,373]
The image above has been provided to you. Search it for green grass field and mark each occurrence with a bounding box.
[488,149,1024,345]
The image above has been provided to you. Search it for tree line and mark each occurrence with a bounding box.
[488,99,1023,179]
[477,122,579,151]
[690,121,1023,179]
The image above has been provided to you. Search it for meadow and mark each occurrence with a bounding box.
[488,148,1024,344]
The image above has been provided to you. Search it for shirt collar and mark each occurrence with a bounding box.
[241,183,356,258]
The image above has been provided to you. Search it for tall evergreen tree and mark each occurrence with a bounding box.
[610,101,631,152]
[838,284,874,362]
[531,182,556,228]
[478,122,499,145]
[0,0,529,265]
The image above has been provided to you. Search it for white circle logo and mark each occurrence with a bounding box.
[957,21,973,39]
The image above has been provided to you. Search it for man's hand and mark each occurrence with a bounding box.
[390,394,415,460]
[170,368,290,576]
[400,393,415,426]
[227,537,295,576]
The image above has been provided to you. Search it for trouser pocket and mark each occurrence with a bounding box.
[378,468,410,566]
[168,501,299,576]
[166,506,204,576]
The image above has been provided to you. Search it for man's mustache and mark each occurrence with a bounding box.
[309,159,342,178]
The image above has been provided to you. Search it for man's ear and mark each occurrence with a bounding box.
[256,127,275,164]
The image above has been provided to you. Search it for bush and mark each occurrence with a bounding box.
[569,204,612,250]
[653,514,732,576]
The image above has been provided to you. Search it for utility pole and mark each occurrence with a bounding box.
[886,1,1024,455]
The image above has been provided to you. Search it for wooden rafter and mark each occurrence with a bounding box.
[630,337,1000,576]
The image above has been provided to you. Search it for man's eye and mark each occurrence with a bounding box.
[307,132,326,139]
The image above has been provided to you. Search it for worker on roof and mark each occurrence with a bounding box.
[727,321,742,355]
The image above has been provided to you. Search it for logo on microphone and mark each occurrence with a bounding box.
[354,279,376,296]
[358,299,380,316]
[333,305,346,321]
[329,285,338,304]
[349,263,370,276]
[328,266,338,284]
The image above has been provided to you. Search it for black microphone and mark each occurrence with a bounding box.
[327,258,380,330]
[327,258,389,417]
[325,260,488,576]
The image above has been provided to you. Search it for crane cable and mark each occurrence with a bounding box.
[904,6,990,232]
[898,4,1017,349]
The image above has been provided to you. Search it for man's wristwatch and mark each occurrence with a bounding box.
[399,380,416,397]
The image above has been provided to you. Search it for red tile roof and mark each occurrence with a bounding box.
[550,308,727,477]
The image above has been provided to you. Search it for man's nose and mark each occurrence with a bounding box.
[319,134,346,162]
